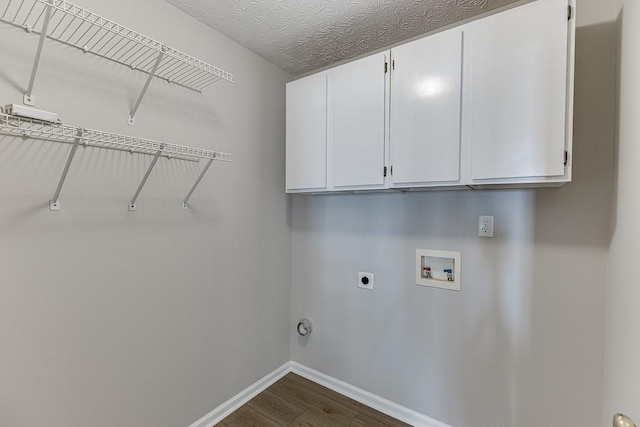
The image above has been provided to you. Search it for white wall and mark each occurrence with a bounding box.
[602,0,640,424]
[0,1,291,426]
[290,0,616,426]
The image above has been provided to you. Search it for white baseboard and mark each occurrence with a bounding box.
[190,361,451,427]
[189,362,290,427]
[290,362,451,427]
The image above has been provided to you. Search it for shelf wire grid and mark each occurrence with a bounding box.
[0,0,234,92]
[0,112,233,162]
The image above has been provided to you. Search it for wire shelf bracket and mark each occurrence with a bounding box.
[0,111,232,211]
[182,157,214,210]
[128,47,165,126]
[49,127,82,211]
[128,145,163,212]
[1,0,234,123]
[23,1,52,106]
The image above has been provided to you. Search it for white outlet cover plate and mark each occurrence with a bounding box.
[358,272,374,290]
[478,215,494,237]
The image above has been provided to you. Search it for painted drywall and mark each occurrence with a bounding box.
[0,0,291,426]
[602,0,640,424]
[290,0,616,426]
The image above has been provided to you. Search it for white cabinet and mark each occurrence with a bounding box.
[465,0,573,184]
[285,0,575,193]
[390,28,463,187]
[286,72,327,192]
[328,51,389,189]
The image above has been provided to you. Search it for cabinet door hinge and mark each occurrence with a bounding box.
[564,150,569,166]
[390,165,393,175]
[384,166,388,177]
[384,62,388,73]
[392,60,395,70]
[568,5,573,20]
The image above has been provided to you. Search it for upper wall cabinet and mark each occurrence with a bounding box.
[285,0,575,194]
[286,72,328,192]
[328,51,388,190]
[465,0,573,185]
[390,28,463,187]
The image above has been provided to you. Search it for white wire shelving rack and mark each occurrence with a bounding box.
[0,111,232,211]
[0,0,234,125]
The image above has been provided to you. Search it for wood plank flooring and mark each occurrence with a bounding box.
[217,373,410,427]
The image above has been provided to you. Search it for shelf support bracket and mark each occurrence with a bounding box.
[50,128,83,211]
[128,145,164,211]
[182,158,214,210]
[24,2,53,106]
[128,47,166,125]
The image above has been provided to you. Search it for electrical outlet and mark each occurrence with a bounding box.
[478,216,494,238]
[358,272,374,290]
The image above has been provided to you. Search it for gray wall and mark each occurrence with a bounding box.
[0,0,292,426]
[602,0,640,424]
[290,0,616,426]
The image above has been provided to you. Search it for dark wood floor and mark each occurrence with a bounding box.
[217,373,410,427]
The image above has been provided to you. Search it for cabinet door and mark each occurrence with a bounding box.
[286,72,327,192]
[328,52,388,189]
[466,0,569,181]
[390,28,463,186]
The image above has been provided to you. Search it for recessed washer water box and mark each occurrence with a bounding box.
[416,249,461,291]
[4,104,60,123]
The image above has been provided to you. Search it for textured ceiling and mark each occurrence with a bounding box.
[166,0,520,76]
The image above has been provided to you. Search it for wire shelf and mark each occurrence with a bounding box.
[0,112,233,162]
[0,0,234,92]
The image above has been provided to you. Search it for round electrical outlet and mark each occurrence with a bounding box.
[357,272,374,289]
